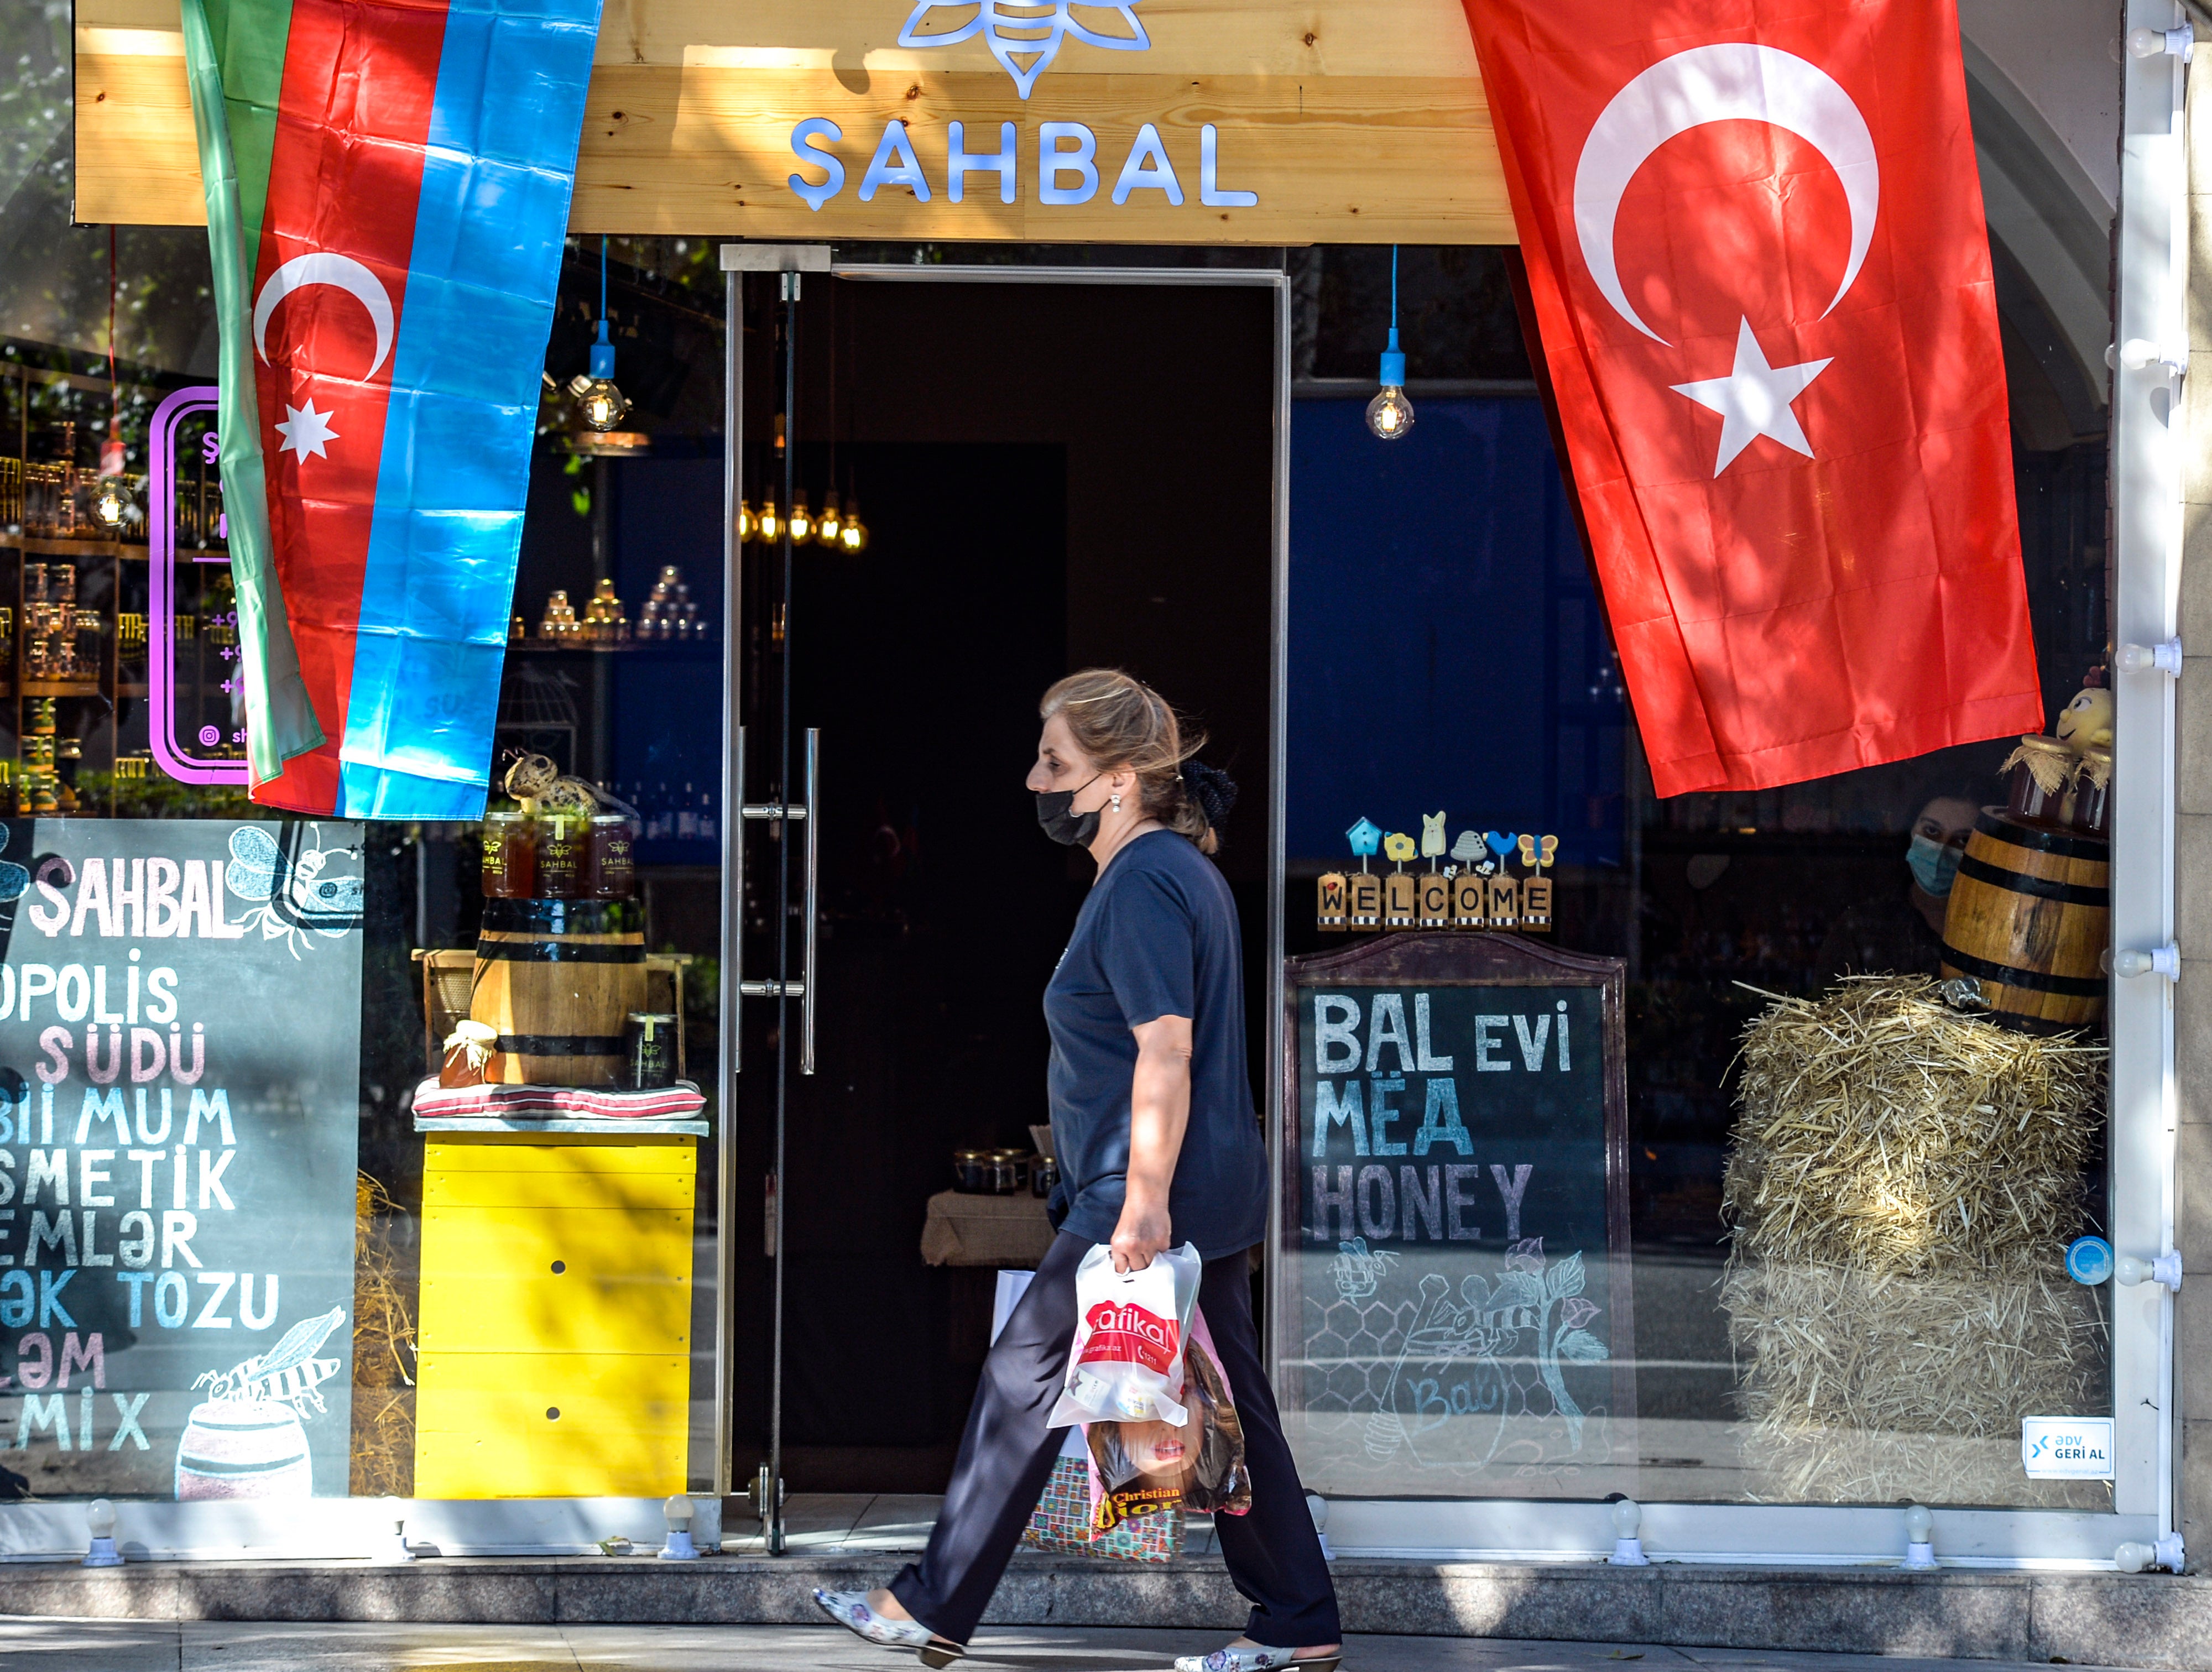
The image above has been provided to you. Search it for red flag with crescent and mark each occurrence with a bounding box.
[1462,0,2044,796]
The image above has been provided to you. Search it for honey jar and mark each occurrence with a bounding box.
[585,812,637,900]
[480,809,536,898]
[534,809,587,898]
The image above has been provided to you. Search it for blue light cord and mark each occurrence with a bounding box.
[1379,244,1406,382]
[598,236,609,345]
[589,236,615,377]
[1391,244,1399,335]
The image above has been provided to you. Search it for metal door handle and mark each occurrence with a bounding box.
[732,727,820,1075]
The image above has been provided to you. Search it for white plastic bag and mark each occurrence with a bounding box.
[1048,1241,1202,1428]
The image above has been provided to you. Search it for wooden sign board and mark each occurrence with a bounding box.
[1278,932,1636,1498]
[73,0,1514,243]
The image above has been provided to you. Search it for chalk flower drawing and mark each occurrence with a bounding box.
[897,2,1149,99]
[1313,1236,1610,1476]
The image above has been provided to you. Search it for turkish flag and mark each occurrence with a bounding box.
[1462,0,2044,796]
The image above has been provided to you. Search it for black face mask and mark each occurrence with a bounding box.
[1035,772,1104,847]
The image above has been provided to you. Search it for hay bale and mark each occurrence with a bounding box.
[1720,976,2109,1507]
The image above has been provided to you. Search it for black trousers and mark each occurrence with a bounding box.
[891,1233,1342,1649]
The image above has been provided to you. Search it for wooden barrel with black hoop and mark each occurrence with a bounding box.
[1938,809,2109,1034]
[468,898,646,1086]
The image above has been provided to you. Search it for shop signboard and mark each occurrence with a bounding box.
[73,0,1512,244]
[1279,933,1635,1497]
[0,820,363,1500]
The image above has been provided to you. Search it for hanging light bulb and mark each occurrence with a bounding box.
[840,500,868,553]
[757,500,782,545]
[91,435,129,529]
[735,501,755,544]
[1365,245,1416,442]
[816,494,844,549]
[567,237,630,432]
[787,498,814,545]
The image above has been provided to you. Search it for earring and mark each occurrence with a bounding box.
[1110,792,1123,813]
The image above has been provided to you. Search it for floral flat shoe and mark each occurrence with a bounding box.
[811,1587,966,1668]
[1173,1650,1340,1672]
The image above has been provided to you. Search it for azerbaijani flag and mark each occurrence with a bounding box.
[181,0,602,817]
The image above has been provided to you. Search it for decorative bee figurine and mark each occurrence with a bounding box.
[2056,686,2114,754]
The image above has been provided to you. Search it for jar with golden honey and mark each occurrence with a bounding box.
[534,808,587,898]
[480,809,536,898]
[585,812,637,900]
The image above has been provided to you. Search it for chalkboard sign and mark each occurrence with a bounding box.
[1278,932,1634,1498]
[0,821,363,1501]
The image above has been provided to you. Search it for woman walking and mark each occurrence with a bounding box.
[813,668,1343,1672]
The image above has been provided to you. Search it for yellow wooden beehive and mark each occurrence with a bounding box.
[413,1135,695,1498]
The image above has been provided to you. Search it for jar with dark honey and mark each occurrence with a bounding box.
[534,810,587,898]
[2072,746,2112,836]
[2004,735,2075,829]
[481,809,535,898]
[586,812,637,900]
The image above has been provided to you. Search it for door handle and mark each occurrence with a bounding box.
[733,726,820,1075]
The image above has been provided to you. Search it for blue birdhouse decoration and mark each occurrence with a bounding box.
[1345,818,1383,868]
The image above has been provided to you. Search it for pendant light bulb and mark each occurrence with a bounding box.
[570,238,629,432]
[1366,245,1415,441]
[841,501,868,553]
[788,498,814,545]
[816,495,844,548]
[757,500,782,545]
[735,501,755,544]
[92,436,130,528]
[1366,327,1415,441]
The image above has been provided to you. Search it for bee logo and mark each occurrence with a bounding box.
[898,2,1149,100]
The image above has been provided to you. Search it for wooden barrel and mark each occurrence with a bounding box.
[1939,809,2109,1033]
[469,897,646,1086]
[175,1398,314,1498]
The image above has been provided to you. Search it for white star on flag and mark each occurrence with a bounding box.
[1670,319,1832,477]
[274,400,339,461]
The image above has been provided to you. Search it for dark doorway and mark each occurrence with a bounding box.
[729,275,1278,1492]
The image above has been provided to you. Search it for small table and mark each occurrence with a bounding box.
[921,1189,1056,1269]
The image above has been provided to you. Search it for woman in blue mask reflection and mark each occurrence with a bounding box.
[1816,795,1978,981]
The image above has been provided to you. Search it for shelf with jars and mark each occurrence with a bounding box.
[0,528,158,816]
[508,566,714,652]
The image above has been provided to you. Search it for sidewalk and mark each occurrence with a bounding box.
[0,1621,2160,1672]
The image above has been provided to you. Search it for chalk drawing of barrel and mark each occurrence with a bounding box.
[174,1399,314,1498]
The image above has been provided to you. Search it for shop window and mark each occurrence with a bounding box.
[0,223,727,1503]
[1279,247,2114,1512]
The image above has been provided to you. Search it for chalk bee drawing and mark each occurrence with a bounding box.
[225,824,364,955]
[176,1305,346,1499]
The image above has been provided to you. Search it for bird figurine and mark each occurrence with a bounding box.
[1346,818,1383,869]
[1383,832,1417,866]
[1420,812,1447,863]
[2055,686,2114,754]
[1484,831,1517,860]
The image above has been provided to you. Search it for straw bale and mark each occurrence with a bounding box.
[348,1171,418,1498]
[1719,977,2109,1506]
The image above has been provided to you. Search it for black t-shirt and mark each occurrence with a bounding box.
[1044,829,1269,1260]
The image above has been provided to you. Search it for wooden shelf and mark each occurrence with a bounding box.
[6,536,126,558]
[22,680,103,697]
